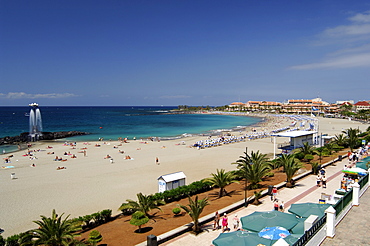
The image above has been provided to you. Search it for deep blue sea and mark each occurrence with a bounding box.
[0,106,262,151]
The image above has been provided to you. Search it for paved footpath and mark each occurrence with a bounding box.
[161,158,368,246]
[321,185,370,246]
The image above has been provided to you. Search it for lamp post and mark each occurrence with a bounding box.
[244,147,248,207]
[244,177,248,207]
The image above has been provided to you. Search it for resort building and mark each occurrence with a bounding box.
[227,98,368,115]
[228,102,245,110]
[281,98,330,114]
[354,101,370,111]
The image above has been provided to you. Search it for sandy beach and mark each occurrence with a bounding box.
[0,115,368,237]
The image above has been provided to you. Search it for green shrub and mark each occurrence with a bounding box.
[304,154,314,162]
[172,207,181,215]
[92,212,103,225]
[87,230,103,246]
[311,162,320,175]
[0,235,5,246]
[5,234,20,246]
[130,211,149,232]
[82,214,93,227]
[265,171,274,177]
[294,152,305,160]
[100,209,112,222]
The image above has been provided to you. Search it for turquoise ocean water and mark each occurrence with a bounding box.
[1,106,262,151]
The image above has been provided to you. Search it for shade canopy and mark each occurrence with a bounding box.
[342,167,367,176]
[241,211,299,232]
[290,218,306,234]
[212,231,274,246]
[288,203,331,218]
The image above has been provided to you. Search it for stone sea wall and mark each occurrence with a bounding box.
[0,131,89,145]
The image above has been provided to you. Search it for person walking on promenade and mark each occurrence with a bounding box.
[272,186,278,200]
[316,174,322,187]
[322,175,327,188]
[274,200,279,211]
[279,201,285,212]
[233,214,240,230]
[213,211,220,230]
[222,213,228,232]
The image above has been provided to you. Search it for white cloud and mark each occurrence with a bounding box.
[329,43,370,56]
[322,10,370,38]
[348,10,370,23]
[290,10,370,70]
[289,52,370,70]
[323,24,370,37]
[0,92,78,99]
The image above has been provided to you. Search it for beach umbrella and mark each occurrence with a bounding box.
[290,218,306,234]
[281,234,303,245]
[288,203,331,218]
[258,226,290,240]
[212,231,274,246]
[342,167,367,176]
[240,211,299,232]
[355,162,368,170]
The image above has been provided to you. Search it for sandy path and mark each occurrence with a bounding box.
[0,115,367,237]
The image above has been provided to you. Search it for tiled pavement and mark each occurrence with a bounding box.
[158,158,369,246]
[321,187,370,246]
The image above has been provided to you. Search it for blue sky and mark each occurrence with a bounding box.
[1,1,370,106]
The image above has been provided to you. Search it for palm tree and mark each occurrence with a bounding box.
[20,209,82,246]
[205,169,239,198]
[118,193,163,217]
[343,128,360,151]
[233,150,271,189]
[179,196,209,233]
[314,147,324,163]
[276,154,303,188]
[333,133,348,147]
[295,142,315,156]
[324,142,335,156]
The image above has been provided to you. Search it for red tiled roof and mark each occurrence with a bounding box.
[354,101,370,106]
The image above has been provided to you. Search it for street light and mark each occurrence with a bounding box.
[244,147,248,207]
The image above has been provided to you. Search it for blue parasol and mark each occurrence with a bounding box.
[258,226,291,240]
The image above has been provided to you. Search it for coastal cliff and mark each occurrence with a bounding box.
[0,131,89,145]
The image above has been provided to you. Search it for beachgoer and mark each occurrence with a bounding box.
[316,174,322,187]
[272,186,278,200]
[320,168,326,176]
[279,201,285,212]
[233,214,239,230]
[322,175,327,188]
[156,157,160,165]
[222,213,228,232]
[213,211,220,230]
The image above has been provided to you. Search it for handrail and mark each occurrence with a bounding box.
[292,214,327,246]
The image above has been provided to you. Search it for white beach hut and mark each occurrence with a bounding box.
[158,171,186,193]
[272,130,318,158]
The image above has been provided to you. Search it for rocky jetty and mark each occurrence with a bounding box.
[0,131,89,145]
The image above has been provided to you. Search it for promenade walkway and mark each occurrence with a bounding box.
[321,185,370,246]
[160,157,367,246]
